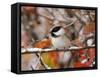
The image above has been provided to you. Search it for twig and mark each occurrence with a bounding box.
[30,65,34,70]
[35,53,50,69]
[22,45,95,54]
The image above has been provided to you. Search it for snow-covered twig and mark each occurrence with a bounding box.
[22,45,95,54]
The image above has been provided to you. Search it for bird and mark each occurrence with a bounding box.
[49,26,72,68]
[33,26,72,68]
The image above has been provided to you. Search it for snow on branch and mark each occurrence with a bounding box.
[22,45,95,54]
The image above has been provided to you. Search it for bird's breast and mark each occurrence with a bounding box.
[51,35,70,48]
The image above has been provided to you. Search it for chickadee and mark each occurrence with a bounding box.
[49,26,72,67]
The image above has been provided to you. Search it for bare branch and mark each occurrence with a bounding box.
[35,53,51,69]
[22,45,95,54]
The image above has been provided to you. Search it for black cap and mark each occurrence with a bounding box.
[51,26,62,38]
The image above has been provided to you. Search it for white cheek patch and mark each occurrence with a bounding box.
[53,28,65,36]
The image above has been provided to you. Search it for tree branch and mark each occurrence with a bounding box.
[22,45,95,54]
[35,53,51,69]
